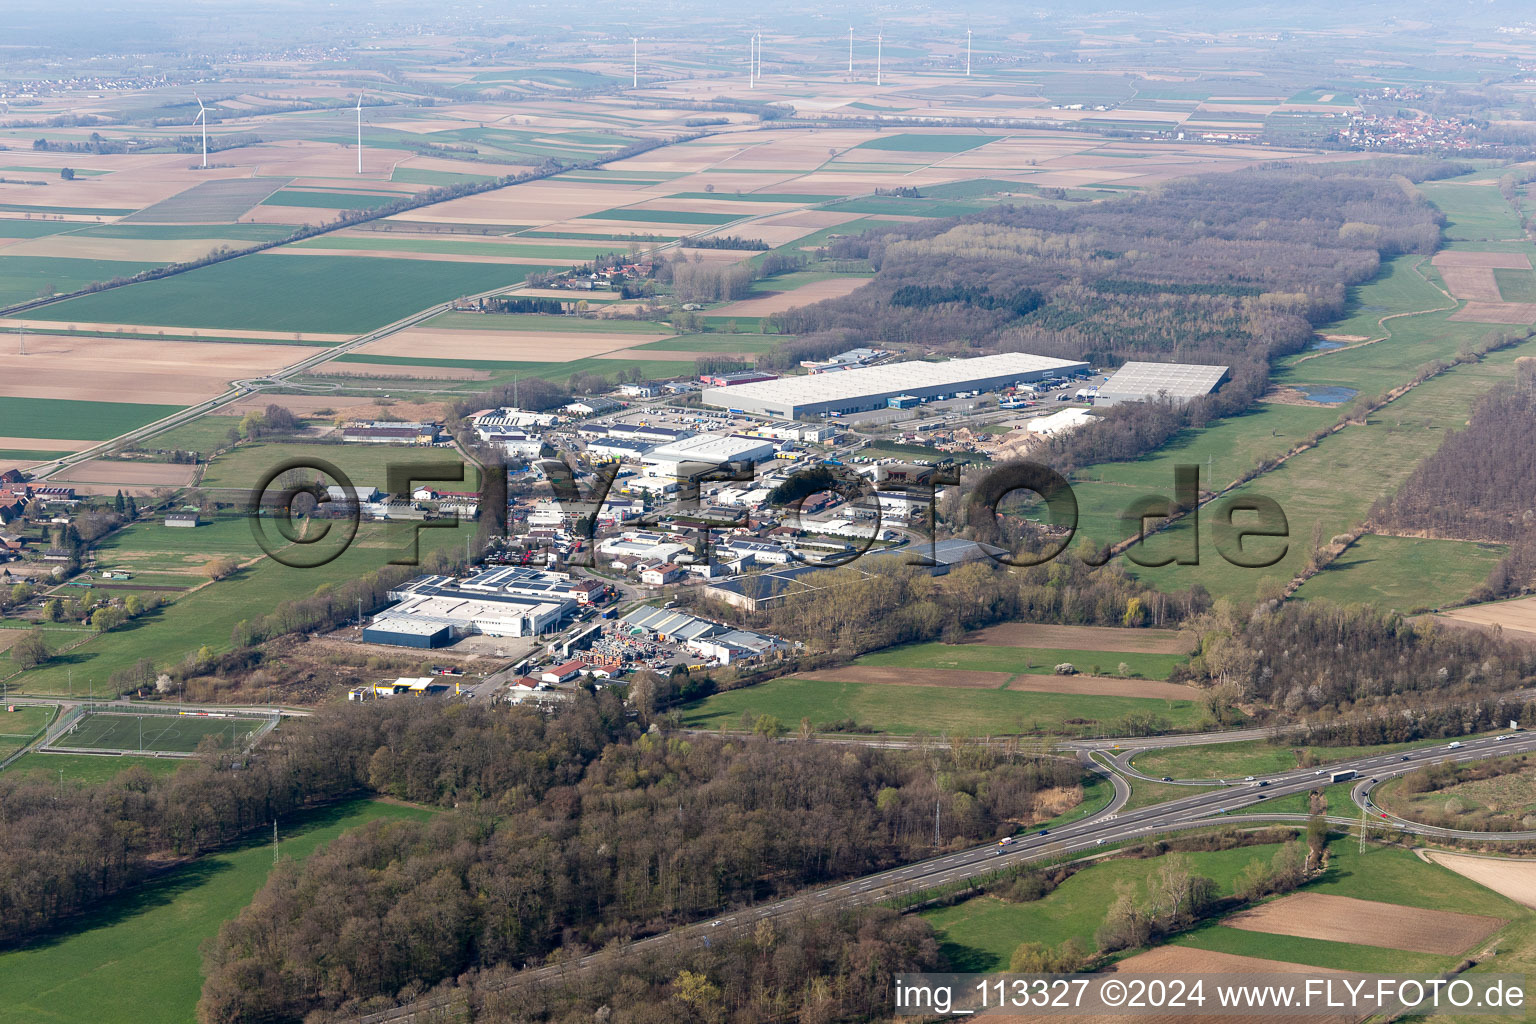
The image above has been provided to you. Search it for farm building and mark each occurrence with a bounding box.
[701,353,1090,419]
[342,421,442,444]
[164,512,201,528]
[1094,361,1229,407]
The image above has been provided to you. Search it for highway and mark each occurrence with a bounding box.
[356,725,1536,1023]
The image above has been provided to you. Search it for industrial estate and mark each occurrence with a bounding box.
[4,2,1536,1023]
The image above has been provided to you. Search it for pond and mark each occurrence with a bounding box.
[1296,385,1359,404]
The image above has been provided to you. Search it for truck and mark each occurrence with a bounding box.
[1329,769,1357,783]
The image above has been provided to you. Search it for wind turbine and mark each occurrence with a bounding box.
[749,34,756,89]
[966,28,972,77]
[877,30,883,87]
[632,37,638,89]
[848,27,854,77]
[355,93,364,174]
[193,93,207,168]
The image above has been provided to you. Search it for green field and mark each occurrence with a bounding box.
[1291,534,1505,610]
[0,255,167,308]
[1494,267,1536,303]
[854,641,1187,679]
[52,711,266,753]
[421,310,670,332]
[630,333,778,353]
[0,448,71,462]
[668,192,839,203]
[1419,181,1527,242]
[922,841,1294,969]
[0,397,182,441]
[579,207,744,225]
[196,440,482,493]
[1128,734,1493,781]
[856,133,999,153]
[261,189,406,210]
[290,235,631,260]
[3,749,185,785]
[315,353,697,388]
[0,221,79,238]
[390,168,500,187]
[924,836,1523,973]
[0,706,55,759]
[12,517,474,696]
[680,677,1208,736]
[1173,920,1454,974]
[28,254,558,334]
[826,196,997,217]
[75,223,295,242]
[0,799,430,1024]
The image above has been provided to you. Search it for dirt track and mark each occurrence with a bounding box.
[1221,892,1503,955]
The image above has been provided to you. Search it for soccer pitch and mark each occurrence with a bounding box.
[52,712,266,754]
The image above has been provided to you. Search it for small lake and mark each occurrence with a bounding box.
[1309,338,1345,351]
[1296,385,1359,404]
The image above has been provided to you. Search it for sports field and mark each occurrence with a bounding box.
[51,711,268,753]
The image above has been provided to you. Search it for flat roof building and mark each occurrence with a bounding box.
[701,353,1090,419]
[643,433,776,478]
[1095,361,1229,407]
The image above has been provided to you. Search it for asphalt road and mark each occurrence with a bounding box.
[356,725,1536,1023]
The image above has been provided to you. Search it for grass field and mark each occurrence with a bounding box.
[262,189,405,210]
[28,254,558,334]
[1129,734,1494,781]
[195,440,484,492]
[580,207,743,225]
[421,310,668,332]
[922,841,1293,970]
[1171,919,1455,975]
[1373,755,1536,825]
[52,711,266,753]
[0,799,430,1024]
[12,519,473,696]
[0,706,55,759]
[1418,181,1527,242]
[629,333,778,353]
[680,677,1208,736]
[855,641,1186,679]
[856,133,998,153]
[923,836,1524,974]
[291,236,632,260]
[0,397,183,441]
[3,749,185,785]
[1494,267,1536,303]
[1291,534,1505,610]
[0,255,167,308]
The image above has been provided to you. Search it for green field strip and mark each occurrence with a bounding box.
[0,397,183,441]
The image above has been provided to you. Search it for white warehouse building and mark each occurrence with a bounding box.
[699,353,1091,419]
[643,433,776,478]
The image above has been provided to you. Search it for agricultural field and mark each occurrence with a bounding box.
[0,396,183,442]
[924,837,1527,976]
[195,440,485,493]
[922,840,1297,970]
[25,254,558,334]
[680,676,1209,736]
[0,799,430,1024]
[0,255,168,307]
